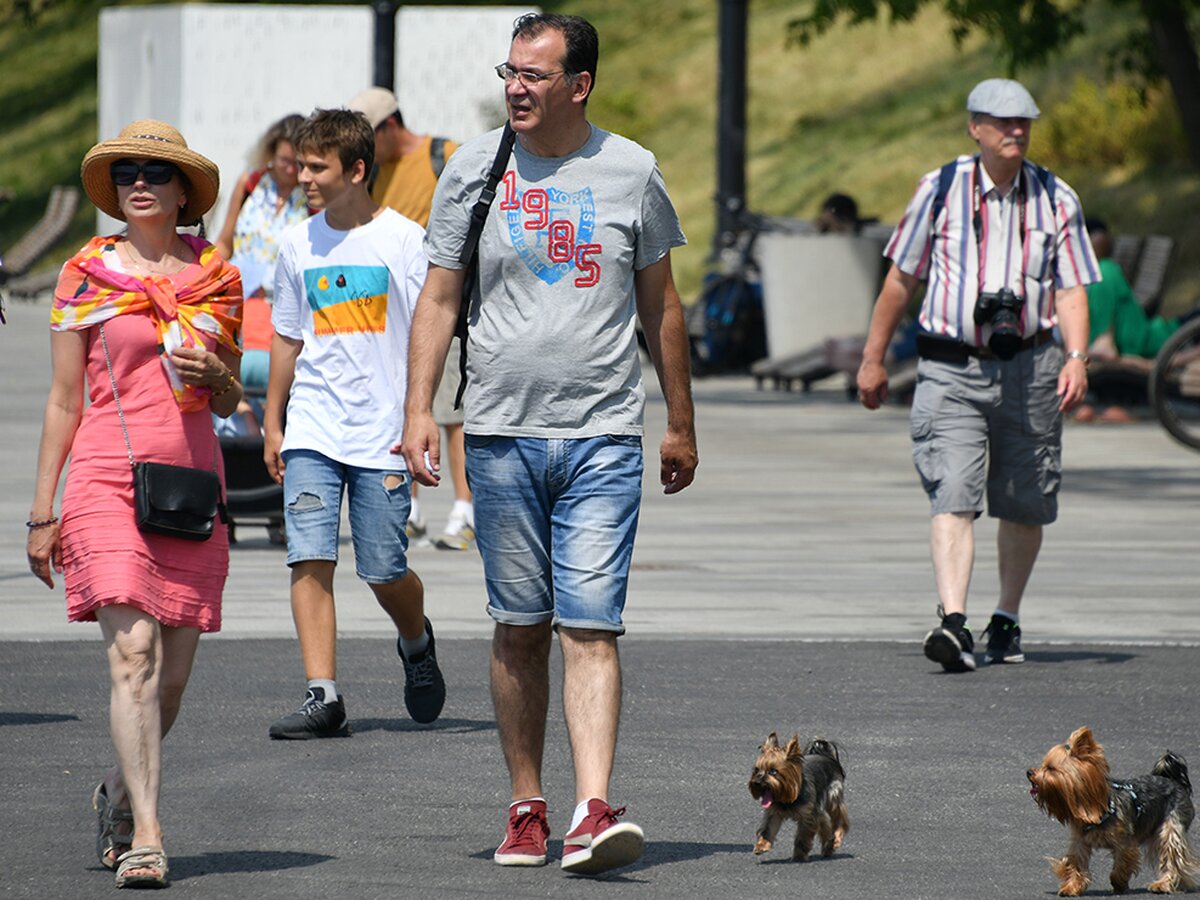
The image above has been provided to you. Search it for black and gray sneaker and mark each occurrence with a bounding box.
[923,606,976,673]
[398,617,445,724]
[981,614,1025,665]
[268,687,350,740]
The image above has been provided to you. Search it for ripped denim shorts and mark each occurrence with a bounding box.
[281,449,411,583]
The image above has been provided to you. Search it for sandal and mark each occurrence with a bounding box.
[92,782,134,870]
[115,846,169,889]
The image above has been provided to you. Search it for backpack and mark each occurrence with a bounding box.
[929,156,1056,227]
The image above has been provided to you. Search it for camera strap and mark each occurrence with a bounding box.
[971,155,1026,301]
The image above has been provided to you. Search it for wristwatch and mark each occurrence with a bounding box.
[1066,349,1090,368]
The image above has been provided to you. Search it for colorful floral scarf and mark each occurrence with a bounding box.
[52,234,243,411]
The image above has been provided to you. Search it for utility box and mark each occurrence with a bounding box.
[97,3,533,233]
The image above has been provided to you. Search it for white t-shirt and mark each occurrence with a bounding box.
[273,208,427,468]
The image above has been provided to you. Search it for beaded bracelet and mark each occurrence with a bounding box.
[26,516,59,529]
[211,368,237,398]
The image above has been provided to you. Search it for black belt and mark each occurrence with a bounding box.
[916,330,1055,363]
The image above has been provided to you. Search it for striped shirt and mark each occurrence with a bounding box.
[885,154,1099,347]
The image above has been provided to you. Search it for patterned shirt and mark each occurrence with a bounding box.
[885,154,1099,347]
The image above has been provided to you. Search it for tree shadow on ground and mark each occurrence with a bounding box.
[351,716,495,735]
[168,850,334,881]
[0,711,79,726]
[1024,649,1137,665]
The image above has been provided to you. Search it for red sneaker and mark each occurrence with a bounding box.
[561,799,644,875]
[493,799,549,866]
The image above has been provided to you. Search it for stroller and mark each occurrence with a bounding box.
[216,390,285,545]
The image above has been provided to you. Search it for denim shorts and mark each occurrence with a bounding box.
[282,449,411,583]
[464,434,643,633]
[909,341,1063,525]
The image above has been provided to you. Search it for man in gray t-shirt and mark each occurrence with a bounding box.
[403,13,697,877]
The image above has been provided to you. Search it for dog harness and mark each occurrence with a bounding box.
[1084,781,1141,833]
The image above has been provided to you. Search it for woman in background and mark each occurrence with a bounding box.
[216,114,310,388]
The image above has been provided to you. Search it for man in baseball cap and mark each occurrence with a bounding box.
[856,75,1098,675]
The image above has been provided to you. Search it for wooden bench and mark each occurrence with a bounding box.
[1112,233,1174,316]
[0,185,80,295]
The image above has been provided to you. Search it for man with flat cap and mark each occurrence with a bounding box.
[856,78,1099,673]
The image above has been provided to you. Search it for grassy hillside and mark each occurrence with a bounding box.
[2,0,1197,312]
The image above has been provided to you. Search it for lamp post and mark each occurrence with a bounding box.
[713,0,747,257]
[373,0,396,89]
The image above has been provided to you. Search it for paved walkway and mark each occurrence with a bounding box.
[2,295,1198,898]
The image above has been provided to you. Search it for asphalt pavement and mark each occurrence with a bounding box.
[2,294,1198,898]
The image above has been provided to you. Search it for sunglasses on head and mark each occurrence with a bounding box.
[110,160,179,186]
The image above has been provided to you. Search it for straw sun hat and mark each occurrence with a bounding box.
[80,119,219,223]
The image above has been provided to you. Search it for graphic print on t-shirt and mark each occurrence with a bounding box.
[303,264,389,335]
[499,171,602,288]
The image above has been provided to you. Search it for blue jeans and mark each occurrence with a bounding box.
[282,449,411,583]
[464,435,643,633]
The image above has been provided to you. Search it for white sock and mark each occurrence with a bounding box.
[450,499,473,526]
[408,497,422,523]
[306,678,338,701]
[992,608,1019,625]
[569,799,601,832]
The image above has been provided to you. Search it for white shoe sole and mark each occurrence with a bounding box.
[561,823,644,874]
[493,851,547,866]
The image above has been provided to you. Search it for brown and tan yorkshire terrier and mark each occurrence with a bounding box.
[748,733,849,861]
[1027,726,1200,895]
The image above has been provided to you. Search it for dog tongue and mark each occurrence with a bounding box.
[761,790,773,809]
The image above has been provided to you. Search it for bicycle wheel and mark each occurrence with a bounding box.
[1149,316,1200,452]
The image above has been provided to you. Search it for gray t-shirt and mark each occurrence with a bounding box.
[425,124,686,437]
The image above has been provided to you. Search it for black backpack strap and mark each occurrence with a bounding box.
[454,123,517,409]
[1030,162,1056,215]
[430,137,448,179]
[929,158,960,229]
[930,157,1057,226]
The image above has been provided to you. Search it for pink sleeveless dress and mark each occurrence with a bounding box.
[60,311,229,631]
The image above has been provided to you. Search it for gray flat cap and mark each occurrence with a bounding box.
[966,78,1040,119]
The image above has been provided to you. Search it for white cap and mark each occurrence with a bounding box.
[348,86,398,129]
[966,78,1040,119]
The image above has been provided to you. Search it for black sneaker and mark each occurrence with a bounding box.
[923,607,976,673]
[981,614,1025,664]
[397,618,445,724]
[268,687,350,740]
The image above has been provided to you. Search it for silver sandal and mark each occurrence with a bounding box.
[92,782,134,870]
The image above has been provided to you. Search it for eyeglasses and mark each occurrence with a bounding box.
[494,63,566,86]
[111,160,179,186]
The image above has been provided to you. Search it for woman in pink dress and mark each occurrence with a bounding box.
[26,121,243,890]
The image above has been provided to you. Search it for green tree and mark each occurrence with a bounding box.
[788,0,1200,170]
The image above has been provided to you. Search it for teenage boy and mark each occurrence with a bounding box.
[263,108,445,739]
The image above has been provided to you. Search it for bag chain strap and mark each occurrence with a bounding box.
[98,322,138,470]
[97,321,218,473]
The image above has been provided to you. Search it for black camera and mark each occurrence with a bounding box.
[973,288,1025,360]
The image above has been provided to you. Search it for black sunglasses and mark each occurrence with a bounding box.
[111,160,179,186]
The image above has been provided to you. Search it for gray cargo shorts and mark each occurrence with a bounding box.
[909,341,1063,525]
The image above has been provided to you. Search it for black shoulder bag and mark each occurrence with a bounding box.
[452,122,517,410]
[99,323,225,541]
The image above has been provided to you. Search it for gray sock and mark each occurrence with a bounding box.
[399,629,430,660]
[306,678,338,702]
